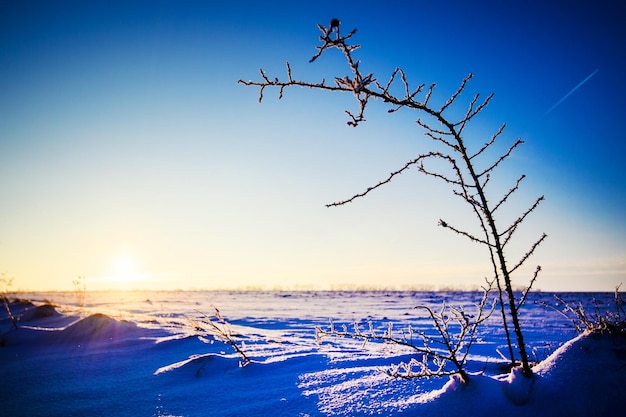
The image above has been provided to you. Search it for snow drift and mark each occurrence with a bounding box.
[1,291,624,416]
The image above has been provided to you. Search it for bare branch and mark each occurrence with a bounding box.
[517,265,542,311]
[478,138,523,178]
[316,320,434,356]
[379,67,402,95]
[417,154,467,187]
[493,174,526,213]
[455,93,494,135]
[509,233,548,274]
[309,22,358,63]
[470,123,506,160]
[439,219,494,247]
[238,70,353,102]
[501,196,545,246]
[326,152,448,207]
[481,172,492,189]
[194,308,252,367]
[0,274,18,330]
[465,93,494,121]
[422,83,437,107]
[440,73,473,113]
[455,93,480,134]
[417,118,458,150]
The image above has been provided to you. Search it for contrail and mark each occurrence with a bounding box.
[543,68,599,117]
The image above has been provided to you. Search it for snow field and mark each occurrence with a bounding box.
[1,291,624,416]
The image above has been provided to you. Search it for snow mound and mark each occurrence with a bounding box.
[61,313,139,344]
[414,372,509,415]
[501,366,534,405]
[416,331,626,416]
[20,303,60,321]
[529,331,626,416]
[155,353,244,378]
[1,299,35,319]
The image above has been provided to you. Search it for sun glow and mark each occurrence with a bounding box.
[112,253,138,278]
[99,252,149,289]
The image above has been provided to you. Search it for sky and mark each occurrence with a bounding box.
[0,0,624,292]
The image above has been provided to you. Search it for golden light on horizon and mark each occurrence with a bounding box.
[111,252,138,277]
[94,251,150,290]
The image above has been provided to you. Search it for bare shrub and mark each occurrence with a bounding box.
[194,306,251,367]
[1,273,18,330]
[239,19,546,376]
[316,280,495,383]
[72,276,87,308]
[540,285,626,335]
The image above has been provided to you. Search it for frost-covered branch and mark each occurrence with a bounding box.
[510,233,548,275]
[239,19,547,377]
[325,152,451,207]
[501,196,545,247]
[316,280,495,383]
[539,287,626,335]
[517,265,542,311]
[438,219,493,247]
[492,174,526,213]
[470,123,506,160]
[194,307,251,367]
[477,139,523,178]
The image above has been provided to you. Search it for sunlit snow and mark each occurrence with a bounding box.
[1,291,624,416]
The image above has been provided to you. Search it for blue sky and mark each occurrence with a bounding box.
[0,0,624,291]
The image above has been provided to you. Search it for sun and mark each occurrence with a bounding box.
[104,252,147,289]
[111,253,138,279]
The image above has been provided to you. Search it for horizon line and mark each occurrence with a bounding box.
[8,286,617,294]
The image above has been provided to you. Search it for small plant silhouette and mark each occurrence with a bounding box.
[239,20,546,376]
[1,273,18,330]
[72,276,87,308]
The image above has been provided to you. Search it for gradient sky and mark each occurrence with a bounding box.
[1,0,624,292]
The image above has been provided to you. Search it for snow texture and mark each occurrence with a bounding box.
[1,291,624,416]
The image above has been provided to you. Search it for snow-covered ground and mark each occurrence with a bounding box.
[1,291,624,416]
